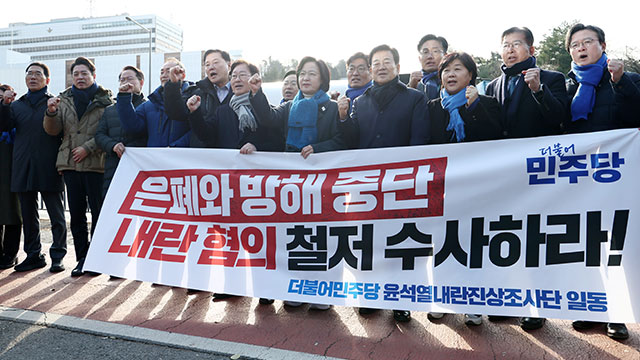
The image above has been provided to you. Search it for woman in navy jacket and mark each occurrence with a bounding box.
[247,56,345,158]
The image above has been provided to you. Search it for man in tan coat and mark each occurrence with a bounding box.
[44,57,113,277]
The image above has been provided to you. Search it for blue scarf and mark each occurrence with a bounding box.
[571,53,608,122]
[286,90,329,151]
[26,86,48,106]
[421,70,438,84]
[71,82,98,120]
[345,81,373,102]
[440,88,468,142]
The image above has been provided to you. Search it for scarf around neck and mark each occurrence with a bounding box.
[500,56,536,120]
[421,70,438,84]
[230,92,257,132]
[345,81,373,102]
[370,77,401,110]
[570,53,608,121]
[286,90,329,151]
[71,82,98,120]
[440,88,468,142]
[26,86,48,106]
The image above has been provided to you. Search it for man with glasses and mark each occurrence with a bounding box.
[119,58,191,148]
[484,27,568,331]
[339,44,430,323]
[337,52,373,119]
[408,34,448,101]
[0,63,67,273]
[564,23,640,340]
[564,23,640,134]
[486,27,568,140]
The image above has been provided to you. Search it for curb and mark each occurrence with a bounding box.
[0,306,343,360]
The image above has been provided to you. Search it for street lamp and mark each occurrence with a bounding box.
[125,16,152,95]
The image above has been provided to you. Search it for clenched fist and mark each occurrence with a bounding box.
[47,97,60,113]
[337,95,350,120]
[187,95,201,113]
[248,74,262,95]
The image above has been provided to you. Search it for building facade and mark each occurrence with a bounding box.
[0,14,182,61]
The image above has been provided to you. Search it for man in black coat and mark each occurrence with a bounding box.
[485,26,569,332]
[408,34,448,101]
[96,65,147,198]
[564,23,640,341]
[0,62,67,273]
[485,27,568,139]
[164,49,233,148]
[339,44,430,323]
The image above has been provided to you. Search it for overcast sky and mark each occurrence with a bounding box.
[1,0,638,72]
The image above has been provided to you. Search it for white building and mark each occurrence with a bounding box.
[0,14,182,61]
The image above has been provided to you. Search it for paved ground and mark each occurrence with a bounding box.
[0,319,236,360]
[0,211,638,359]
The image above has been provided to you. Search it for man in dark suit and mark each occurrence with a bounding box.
[164,49,233,148]
[486,27,568,139]
[564,23,640,341]
[0,62,67,273]
[485,27,569,331]
[339,44,430,323]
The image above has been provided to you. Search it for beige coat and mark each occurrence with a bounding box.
[43,85,113,172]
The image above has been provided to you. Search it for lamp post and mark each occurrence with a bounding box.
[125,16,152,95]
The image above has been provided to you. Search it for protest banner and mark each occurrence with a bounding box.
[85,128,640,322]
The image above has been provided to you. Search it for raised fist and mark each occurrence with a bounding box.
[119,82,134,93]
[248,74,262,95]
[170,66,186,83]
[187,95,201,113]
[337,95,350,120]
[2,90,16,104]
[47,97,60,113]
[408,71,423,88]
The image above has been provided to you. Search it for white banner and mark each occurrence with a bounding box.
[86,128,640,323]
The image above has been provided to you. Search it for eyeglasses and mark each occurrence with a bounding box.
[371,60,394,70]
[230,72,251,80]
[347,65,368,74]
[26,71,45,78]
[569,38,597,51]
[501,40,526,51]
[420,48,444,56]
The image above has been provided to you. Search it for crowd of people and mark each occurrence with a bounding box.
[0,24,639,340]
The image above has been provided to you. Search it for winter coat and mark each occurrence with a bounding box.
[428,95,503,144]
[189,102,283,151]
[0,138,21,224]
[164,79,233,148]
[95,93,147,195]
[43,85,113,172]
[341,81,430,149]
[0,92,63,192]
[564,69,640,133]
[250,89,345,153]
[486,69,568,138]
[118,85,191,147]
